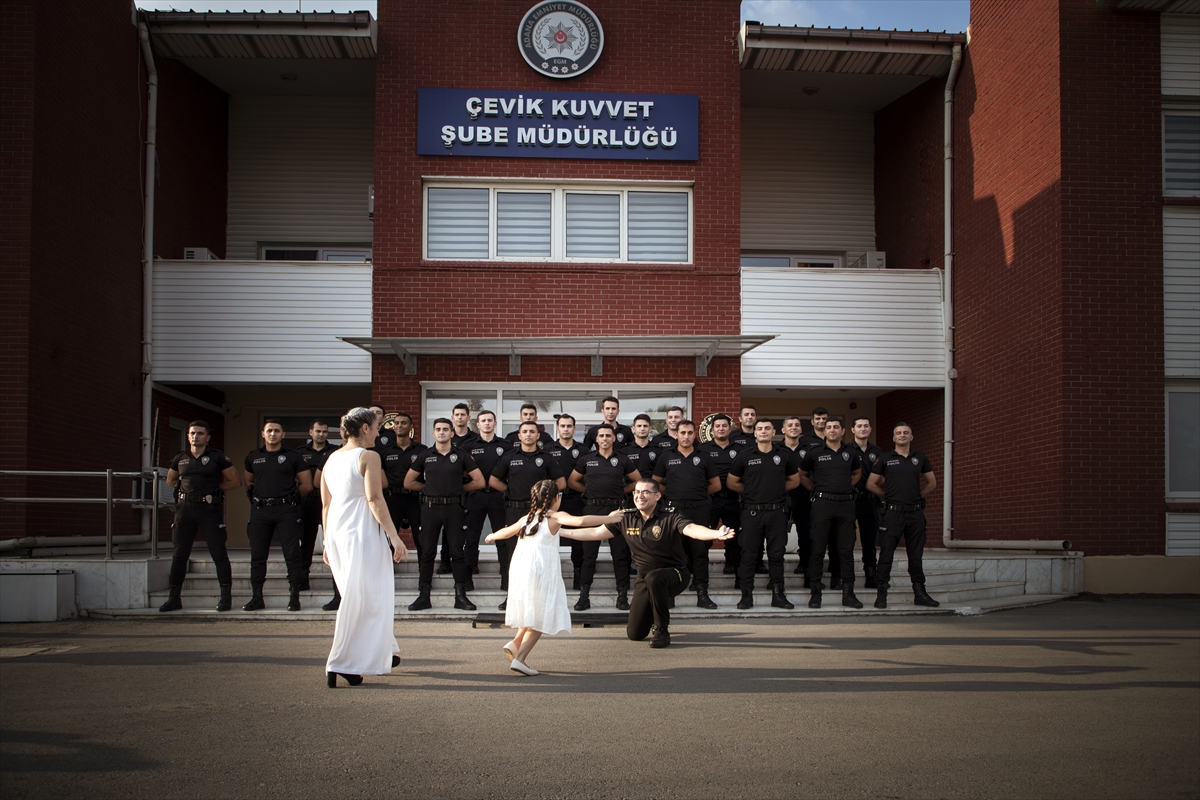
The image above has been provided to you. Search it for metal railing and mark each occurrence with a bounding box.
[0,469,173,560]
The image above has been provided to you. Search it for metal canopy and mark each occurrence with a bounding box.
[1114,0,1200,12]
[740,24,965,76]
[143,11,377,60]
[339,336,775,377]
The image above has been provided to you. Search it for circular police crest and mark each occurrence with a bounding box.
[616,433,626,442]
[912,457,920,465]
[692,456,701,466]
[729,450,737,458]
[648,451,657,461]
[571,448,579,458]
[772,454,782,465]
[842,451,850,461]
[201,456,210,465]
[650,524,662,540]
[496,446,505,456]
[277,455,287,464]
[535,457,544,467]
[870,453,877,463]
[450,454,458,463]
[380,435,391,446]
[610,457,619,467]
[517,1,604,79]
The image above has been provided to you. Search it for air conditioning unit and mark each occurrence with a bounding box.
[183,248,220,260]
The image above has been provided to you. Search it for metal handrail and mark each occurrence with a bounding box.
[0,469,172,560]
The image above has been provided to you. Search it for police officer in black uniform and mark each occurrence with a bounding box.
[369,404,398,452]
[561,480,734,648]
[621,413,660,493]
[544,414,586,589]
[650,406,684,451]
[450,402,476,449]
[794,407,830,582]
[780,415,811,585]
[732,405,757,447]
[404,417,485,611]
[504,403,554,448]
[490,421,565,609]
[653,419,720,609]
[728,419,801,610]
[297,419,339,593]
[161,420,240,612]
[373,412,426,611]
[462,410,510,590]
[582,396,633,450]
[799,415,864,610]
[850,416,884,589]
[703,414,743,582]
[867,421,940,609]
[569,424,640,610]
[242,419,313,612]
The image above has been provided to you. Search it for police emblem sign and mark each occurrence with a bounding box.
[518,2,604,79]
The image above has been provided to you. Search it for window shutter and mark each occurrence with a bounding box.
[627,191,689,262]
[427,188,489,259]
[565,193,620,258]
[497,192,552,257]
[1165,115,1200,196]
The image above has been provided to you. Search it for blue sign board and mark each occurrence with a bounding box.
[417,88,699,161]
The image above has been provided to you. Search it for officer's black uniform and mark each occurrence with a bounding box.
[373,427,398,452]
[621,440,660,504]
[583,423,634,450]
[653,447,717,602]
[297,440,339,587]
[702,438,743,576]
[730,429,755,448]
[439,430,479,569]
[602,506,694,645]
[462,435,511,581]
[545,438,587,586]
[504,428,554,448]
[491,447,563,591]
[244,446,308,608]
[408,445,479,589]
[167,447,234,606]
[729,445,799,606]
[572,449,637,607]
[792,431,825,580]
[850,439,885,587]
[451,429,477,450]
[871,450,937,607]
[800,442,864,606]
[732,429,767,571]
[650,430,679,451]
[382,438,426,557]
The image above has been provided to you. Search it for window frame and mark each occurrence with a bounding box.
[740,252,845,269]
[1163,104,1200,198]
[422,180,694,265]
[1166,382,1200,502]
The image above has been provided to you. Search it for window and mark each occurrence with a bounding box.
[424,183,692,263]
[1164,111,1199,196]
[261,247,372,262]
[741,253,844,269]
[1167,385,1199,500]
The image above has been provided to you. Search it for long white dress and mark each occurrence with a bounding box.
[323,447,400,675]
[504,517,572,636]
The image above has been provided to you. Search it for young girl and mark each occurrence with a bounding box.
[485,480,618,676]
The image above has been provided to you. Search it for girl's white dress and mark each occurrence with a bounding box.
[504,517,572,636]
[322,447,400,675]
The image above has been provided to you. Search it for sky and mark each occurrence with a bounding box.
[134,1,971,34]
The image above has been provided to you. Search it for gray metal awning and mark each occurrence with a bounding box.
[740,24,965,76]
[1114,0,1200,12]
[143,11,377,60]
[338,336,775,377]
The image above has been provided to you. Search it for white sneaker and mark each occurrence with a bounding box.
[502,641,517,663]
[510,658,538,676]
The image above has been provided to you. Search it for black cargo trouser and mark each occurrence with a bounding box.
[854,494,880,572]
[464,489,506,574]
[670,502,711,587]
[627,565,691,640]
[499,504,530,590]
[580,500,627,589]
[560,493,586,578]
[419,501,467,585]
[710,494,741,567]
[299,493,323,576]
[738,507,788,589]
[877,509,927,586]
[790,489,815,575]
[169,502,231,586]
[807,498,856,589]
[247,502,305,586]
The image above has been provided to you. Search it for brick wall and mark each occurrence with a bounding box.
[876,389,944,546]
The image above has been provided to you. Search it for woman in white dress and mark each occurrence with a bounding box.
[321,407,408,687]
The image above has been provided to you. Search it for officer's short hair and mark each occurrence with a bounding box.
[783,415,803,425]
[633,413,653,425]
[677,419,696,431]
[188,420,211,434]
[853,416,871,426]
[393,412,413,424]
[601,396,619,407]
[825,415,845,427]
[740,404,757,413]
[593,423,615,435]
[811,406,829,416]
[557,414,575,425]
[520,403,537,413]
[710,413,731,425]
[519,420,540,431]
[668,406,685,414]
[432,417,453,429]
[369,402,387,414]
[452,402,469,414]
[262,418,284,431]
[894,421,914,434]
[476,409,495,421]
[309,419,328,431]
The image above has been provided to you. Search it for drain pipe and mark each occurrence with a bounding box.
[937,44,1069,553]
[138,15,158,544]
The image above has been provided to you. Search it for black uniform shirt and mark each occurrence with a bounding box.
[574,451,636,501]
[782,442,809,501]
[465,436,511,484]
[504,429,554,448]
[730,430,755,448]
[653,448,717,501]
[244,447,306,498]
[621,441,660,480]
[604,505,691,573]
[383,440,427,487]
[452,430,478,449]
[171,448,233,495]
[851,441,886,492]
[701,441,741,490]
[297,442,339,475]
[799,443,863,494]
[729,445,799,505]
[492,447,563,501]
[871,450,933,505]
[373,428,398,453]
[651,431,679,451]
[544,440,586,498]
[583,423,634,450]
[800,432,825,449]
[409,446,479,498]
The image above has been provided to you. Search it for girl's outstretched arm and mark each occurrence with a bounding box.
[485,515,529,543]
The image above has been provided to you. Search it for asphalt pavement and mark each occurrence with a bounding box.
[1,596,1197,799]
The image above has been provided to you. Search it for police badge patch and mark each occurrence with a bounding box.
[650,524,662,540]
[912,457,920,465]
[692,456,701,466]
[729,450,737,458]
[496,446,505,456]
[535,457,544,467]
[571,448,579,457]
[610,457,619,467]
[450,454,458,463]
[277,455,287,464]
[870,453,877,462]
[842,451,850,461]
[773,454,782,465]
[649,451,657,461]
[201,456,209,465]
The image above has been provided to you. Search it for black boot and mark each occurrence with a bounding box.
[574,585,591,611]
[616,587,630,611]
[864,565,877,589]
[407,583,432,611]
[737,587,753,609]
[287,583,302,612]
[242,583,265,611]
[572,567,581,591]
[874,581,889,609]
[465,575,475,592]
[808,587,822,609]
[453,582,477,611]
[322,584,341,611]
[215,584,232,612]
[696,584,717,609]
[913,582,941,607]
[771,583,794,609]
[842,580,863,609]
[158,585,182,612]
[299,573,311,592]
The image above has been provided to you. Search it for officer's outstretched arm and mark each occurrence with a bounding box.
[683,523,735,541]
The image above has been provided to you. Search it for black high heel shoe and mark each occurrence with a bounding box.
[392,655,401,668]
[326,671,363,687]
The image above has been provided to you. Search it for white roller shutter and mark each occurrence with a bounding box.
[227,96,374,260]
[1162,15,1200,97]
[741,267,944,389]
[1166,513,1200,557]
[741,107,875,254]
[152,261,372,383]
[1165,206,1200,378]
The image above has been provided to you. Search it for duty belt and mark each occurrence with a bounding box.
[181,492,220,505]
[504,499,531,508]
[742,502,786,512]
[422,495,462,505]
[383,487,420,498]
[252,495,297,507]
[886,502,922,512]
[813,492,854,502]
[585,498,623,507]
[666,499,710,509]
[713,489,736,500]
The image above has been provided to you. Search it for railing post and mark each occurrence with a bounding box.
[150,469,159,559]
[105,469,114,561]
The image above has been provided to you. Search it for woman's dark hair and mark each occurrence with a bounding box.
[341,407,376,440]
[522,480,558,538]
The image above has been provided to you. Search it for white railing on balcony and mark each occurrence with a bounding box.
[741,267,945,390]
[151,260,372,383]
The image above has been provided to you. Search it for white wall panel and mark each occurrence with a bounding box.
[227,96,374,260]
[741,267,944,389]
[741,107,875,253]
[1162,15,1200,97]
[152,261,371,383]
[1165,206,1200,378]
